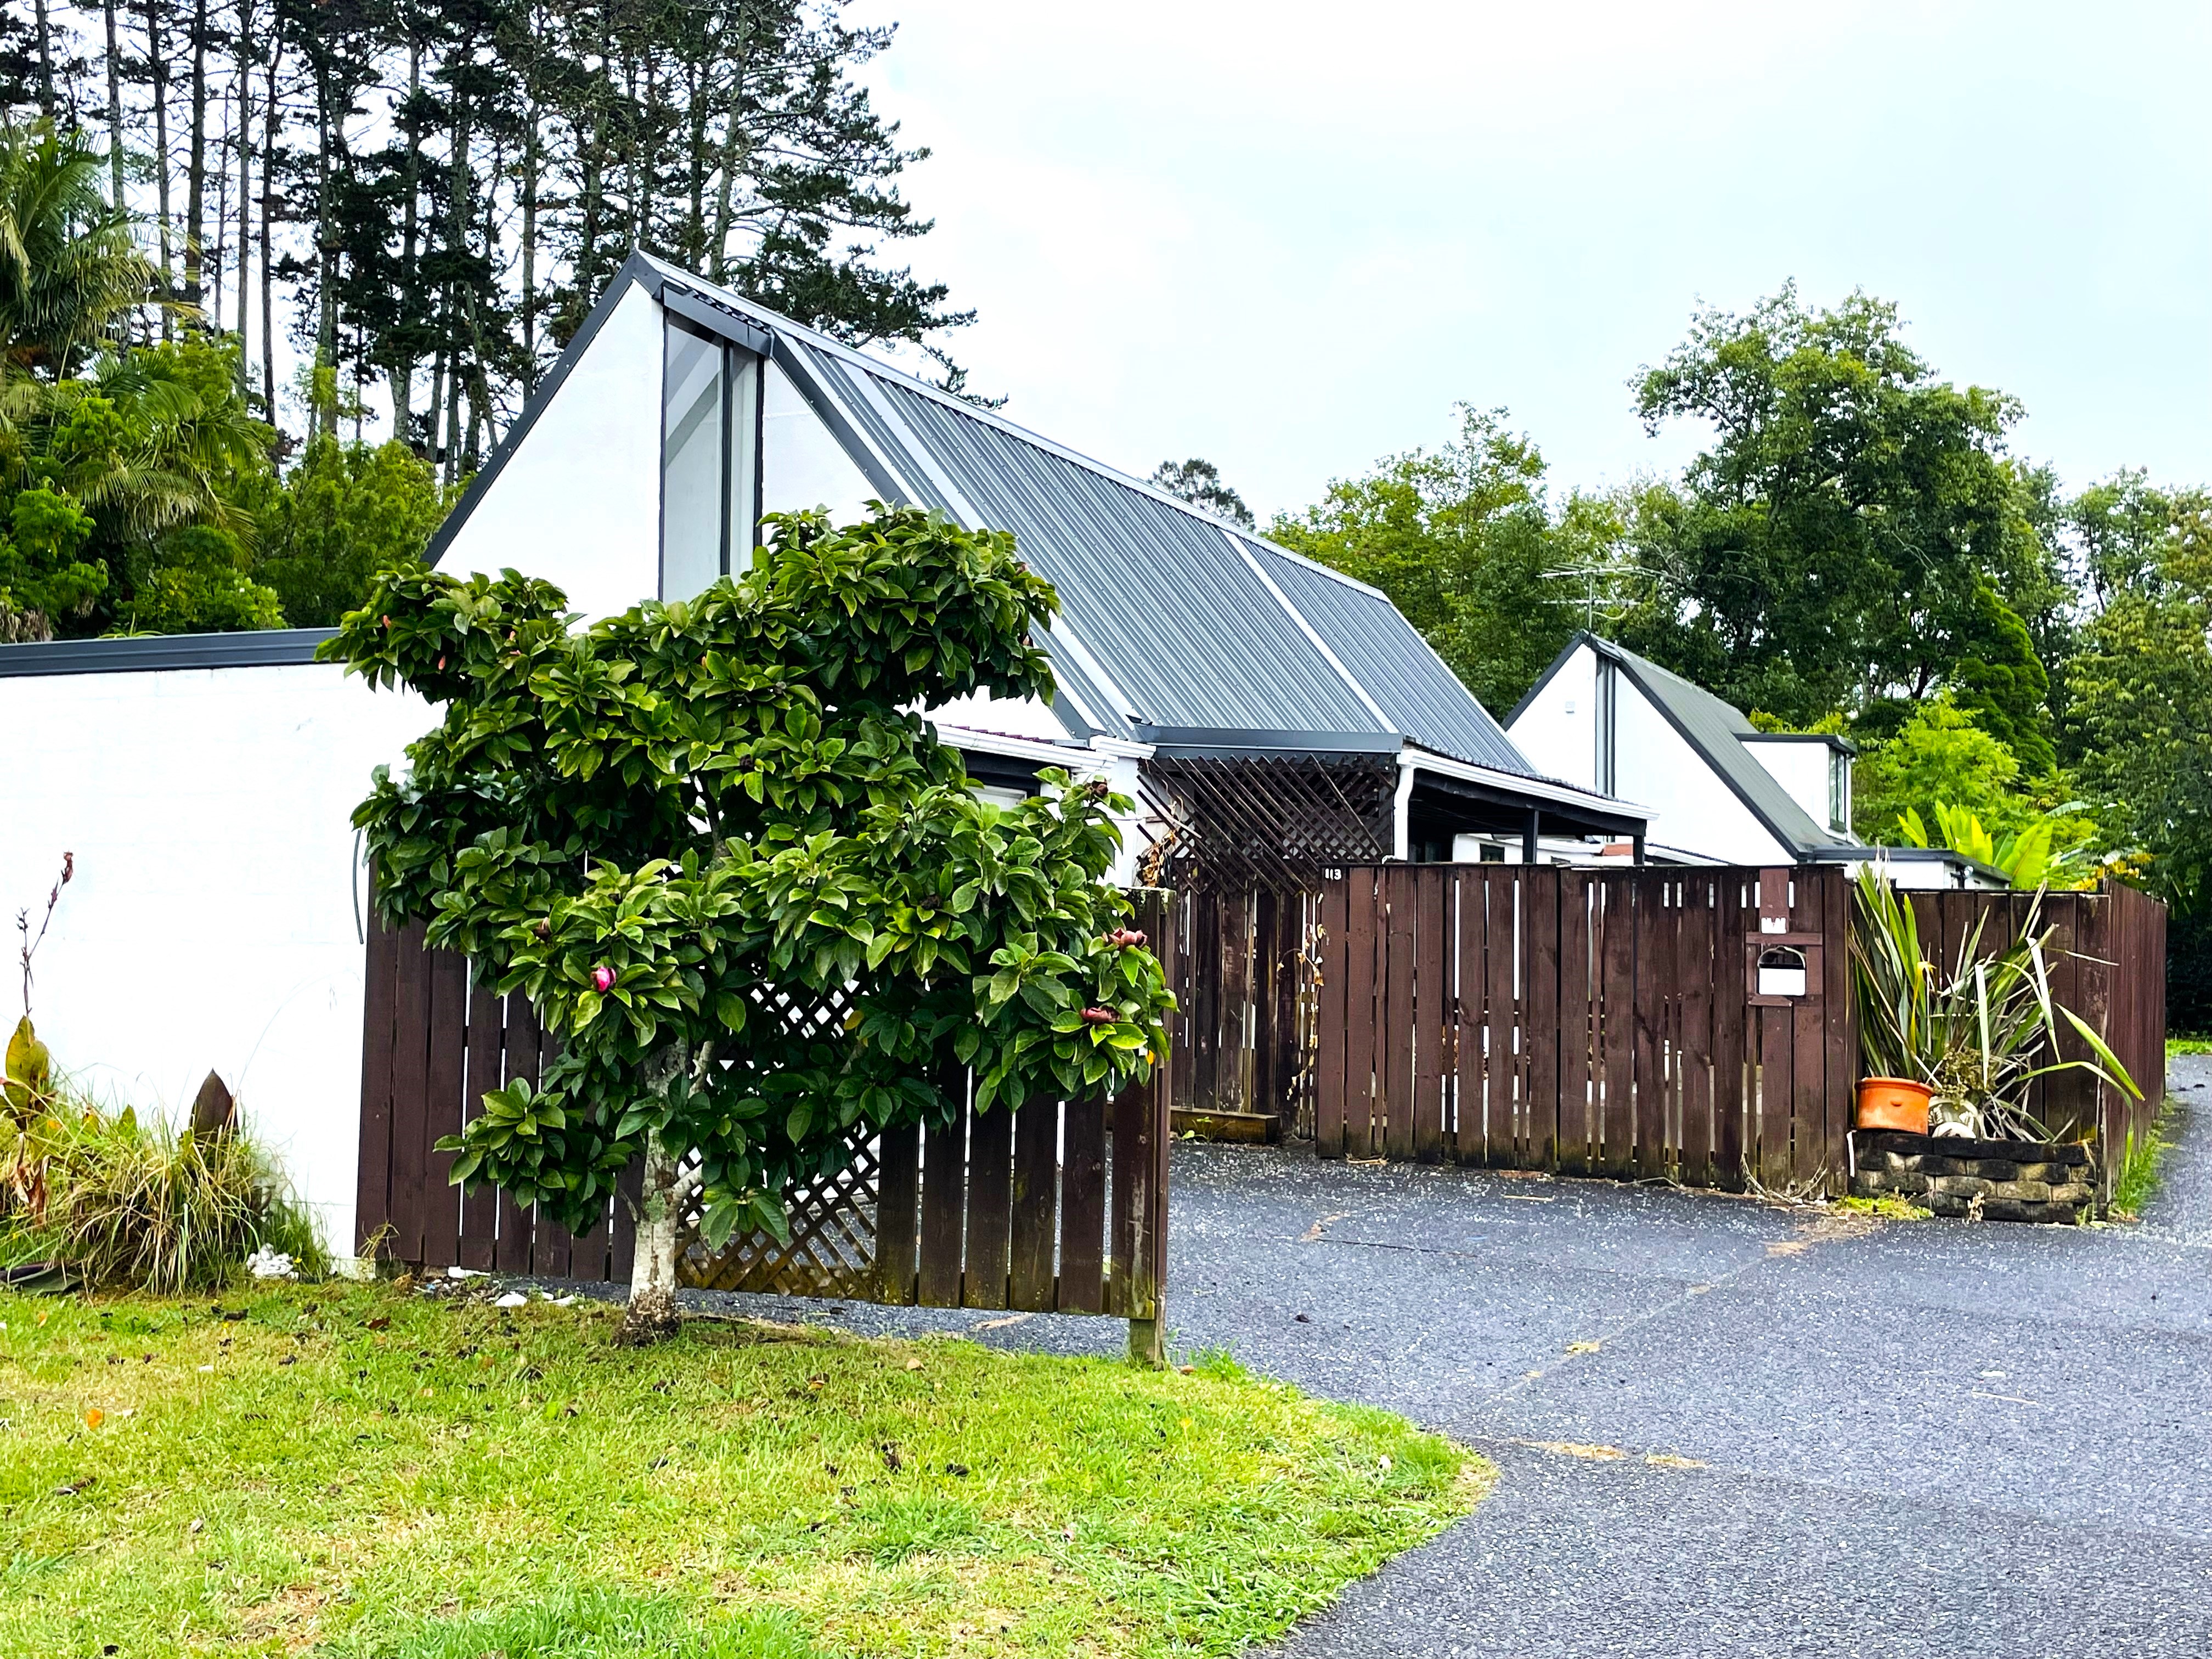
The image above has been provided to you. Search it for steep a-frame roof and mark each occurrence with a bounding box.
[432,251,1545,776]
[1511,631,1854,855]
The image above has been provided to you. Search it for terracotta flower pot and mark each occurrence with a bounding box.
[1857,1076,1933,1134]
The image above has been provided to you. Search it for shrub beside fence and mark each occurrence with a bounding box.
[356,890,1177,1359]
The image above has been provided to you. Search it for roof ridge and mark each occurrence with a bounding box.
[645,258,1397,602]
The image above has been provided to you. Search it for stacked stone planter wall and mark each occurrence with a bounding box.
[1851,1131,2097,1223]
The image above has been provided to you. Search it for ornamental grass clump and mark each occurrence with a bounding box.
[1849,862,2139,1141]
[2,1049,324,1293]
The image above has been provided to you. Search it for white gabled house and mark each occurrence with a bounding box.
[1508,631,2002,889]
[3,253,1654,1247]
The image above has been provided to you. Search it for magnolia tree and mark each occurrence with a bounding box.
[330,506,1175,1342]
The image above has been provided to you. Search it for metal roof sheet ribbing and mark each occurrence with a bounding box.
[1252,541,1534,773]
[876,378,1389,738]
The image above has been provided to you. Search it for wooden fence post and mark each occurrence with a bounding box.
[1121,888,1176,1366]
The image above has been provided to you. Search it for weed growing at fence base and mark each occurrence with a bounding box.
[2165,1034,2212,1056]
[0,1283,1486,1657]
[1832,1193,1932,1221]
[2111,1111,2178,1221]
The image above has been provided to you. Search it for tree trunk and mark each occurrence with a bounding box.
[392,33,421,448]
[185,0,208,311]
[620,1126,684,1344]
[209,81,229,331]
[32,0,53,120]
[259,35,279,417]
[616,1040,698,1346]
[519,86,538,378]
[314,60,337,436]
[145,0,173,336]
[102,0,126,209]
[233,1,252,390]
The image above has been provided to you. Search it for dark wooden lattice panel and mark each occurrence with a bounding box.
[1140,757,1394,896]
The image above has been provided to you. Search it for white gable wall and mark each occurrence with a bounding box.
[0,662,431,1256]
[1511,645,1793,866]
[1741,738,1840,833]
[1611,680,1792,864]
[763,359,879,524]
[1507,645,1599,792]
[438,280,662,619]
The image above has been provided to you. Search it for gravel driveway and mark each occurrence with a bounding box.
[683,1057,2212,1657]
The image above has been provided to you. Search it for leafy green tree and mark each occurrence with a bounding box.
[329,506,1175,1341]
[120,523,285,633]
[0,120,159,379]
[1149,458,1253,528]
[252,435,454,625]
[1269,405,1596,714]
[0,481,101,628]
[1850,693,2025,843]
[1620,285,2061,733]
[2067,492,2212,910]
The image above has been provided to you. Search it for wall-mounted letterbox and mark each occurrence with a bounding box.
[1745,932,1824,1007]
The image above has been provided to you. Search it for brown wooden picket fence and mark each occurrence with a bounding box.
[355,891,1176,1353]
[1310,865,2165,1197]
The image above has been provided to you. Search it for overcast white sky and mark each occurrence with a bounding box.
[848,1,2212,522]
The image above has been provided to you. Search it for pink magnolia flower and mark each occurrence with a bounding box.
[592,965,616,993]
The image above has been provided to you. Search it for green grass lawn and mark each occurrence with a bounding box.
[0,1282,1486,1658]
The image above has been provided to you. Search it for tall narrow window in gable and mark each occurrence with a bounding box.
[661,318,762,600]
[1594,653,1619,796]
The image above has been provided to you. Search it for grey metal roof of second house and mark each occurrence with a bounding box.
[486,252,1546,777]
[1512,631,1854,856]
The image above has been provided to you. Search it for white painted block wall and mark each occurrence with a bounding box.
[0,662,431,1256]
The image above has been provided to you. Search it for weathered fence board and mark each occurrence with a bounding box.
[357,890,1177,1348]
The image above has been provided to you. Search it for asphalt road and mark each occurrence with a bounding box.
[679,1059,2212,1657]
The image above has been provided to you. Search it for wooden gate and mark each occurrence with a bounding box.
[1310,865,2166,1198]
[356,891,1176,1355]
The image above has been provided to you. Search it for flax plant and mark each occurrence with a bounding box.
[1849,862,2140,1141]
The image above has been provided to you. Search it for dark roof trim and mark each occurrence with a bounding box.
[426,251,665,569]
[663,286,771,356]
[1135,725,1404,758]
[1740,731,1859,755]
[1409,770,1647,838]
[0,628,338,677]
[1504,631,1585,727]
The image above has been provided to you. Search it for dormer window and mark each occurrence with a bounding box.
[661,318,761,600]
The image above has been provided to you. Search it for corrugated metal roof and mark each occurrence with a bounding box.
[1248,539,1532,774]
[876,377,1389,739]
[553,256,1557,774]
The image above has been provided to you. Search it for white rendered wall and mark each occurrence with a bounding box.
[0,663,431,1256]
[763,359,879,526]
[437,279,662,620]
[1741,738,1837,833]
[926,689,1070,743]
[1506,647,1599,792]
[1610,679,1792,866]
